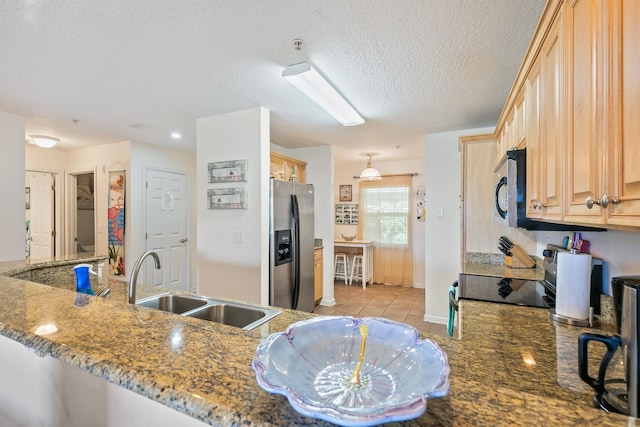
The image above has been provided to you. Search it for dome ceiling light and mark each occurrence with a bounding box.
[29,135,60,148]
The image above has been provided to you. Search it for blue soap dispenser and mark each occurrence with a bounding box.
[74,263,97,295]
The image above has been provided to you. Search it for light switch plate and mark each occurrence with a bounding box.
[233,230,244,244]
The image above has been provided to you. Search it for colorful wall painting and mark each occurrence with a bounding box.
[108,171,126,276]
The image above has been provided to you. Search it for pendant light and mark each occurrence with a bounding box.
[359,153,382,182]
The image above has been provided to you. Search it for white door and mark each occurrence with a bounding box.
[145,169,189,291]
[29,172,54,259]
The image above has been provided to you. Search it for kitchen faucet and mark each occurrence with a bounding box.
[129,250,161,304]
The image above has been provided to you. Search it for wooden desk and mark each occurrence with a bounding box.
[333,240,374,288]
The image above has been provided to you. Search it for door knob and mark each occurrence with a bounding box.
[179,238,188,244]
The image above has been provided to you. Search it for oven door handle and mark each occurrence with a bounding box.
[495,176,508,219]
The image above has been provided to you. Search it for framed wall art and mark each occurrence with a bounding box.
[339,184,352,202]
[208,187,247,209]
[208,159,247,183]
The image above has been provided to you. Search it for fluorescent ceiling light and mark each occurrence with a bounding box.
[171,131,182,139]
[29,135,59,148]
[282,62,364,126]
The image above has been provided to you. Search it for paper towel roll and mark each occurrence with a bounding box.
[555,252,592,320]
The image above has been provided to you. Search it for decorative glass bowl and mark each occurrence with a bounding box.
[341,234,357,241]
[252,316,450,426]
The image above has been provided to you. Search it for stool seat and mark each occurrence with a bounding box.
[349,254,364,286]
[334,252,350,285]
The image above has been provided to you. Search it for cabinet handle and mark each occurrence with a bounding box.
[586,194,610,209]
[611,197,620,205]
[532,202,540,209]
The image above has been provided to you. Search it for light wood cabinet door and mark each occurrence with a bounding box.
[606,0,640,227]
[526,57,543,219]
[539,12,565,220]
[314,248,323,305]
[563,0,606,224]
[270,151,307,184]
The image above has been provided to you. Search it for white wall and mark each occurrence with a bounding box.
[333,157,426,287]
[536,230,640,295]
[0,111,26,261]
[196,108,269,305]
[424,126,494,323]
[65,141,131,273]
[273,144,336,305]
[0,335,207,427]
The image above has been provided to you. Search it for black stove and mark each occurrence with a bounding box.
[457,274,550,308]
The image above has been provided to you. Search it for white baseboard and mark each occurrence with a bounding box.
[412,283,425,289]
[319,298,336,306]
[423,315,447,325]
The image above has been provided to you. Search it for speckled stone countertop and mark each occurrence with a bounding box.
[0,255,634,426]
[463,252,545,281]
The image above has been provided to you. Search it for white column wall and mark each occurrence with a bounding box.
[0,111,26,262]
[196,108,269,305]
[424,126,494,323]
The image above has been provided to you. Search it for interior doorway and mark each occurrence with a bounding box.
[67,170,96,255]
[25,171,56,259]
[144,167,190,292]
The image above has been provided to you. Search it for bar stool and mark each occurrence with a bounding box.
[334,253,350,285]
[349,254,364,286]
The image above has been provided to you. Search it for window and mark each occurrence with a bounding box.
[361,186,409,246]
[356,174,413,286]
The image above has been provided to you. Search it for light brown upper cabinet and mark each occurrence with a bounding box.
[496,0,640,230]
[564,0,640,228]
[525,56,542,219]
[563,0,602,224]
[270,151,307,184]
[528,8,565,222]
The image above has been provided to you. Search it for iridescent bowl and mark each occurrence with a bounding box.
[252,316,450,426]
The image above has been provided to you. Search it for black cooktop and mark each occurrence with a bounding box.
[458,273,550,308]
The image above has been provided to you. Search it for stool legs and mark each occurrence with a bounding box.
[334,253,350,285]
[349,254,363,286]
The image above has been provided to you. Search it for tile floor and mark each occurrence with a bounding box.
[313,281,449,339]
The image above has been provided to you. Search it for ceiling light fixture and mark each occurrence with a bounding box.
[29,135,59,148]
[359,153,382,181]
[171,132,182,140]
[282,62,364,127]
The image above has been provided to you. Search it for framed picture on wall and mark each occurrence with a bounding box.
[339,185,352,202]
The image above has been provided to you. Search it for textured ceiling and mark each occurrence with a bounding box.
[1,0,545,162]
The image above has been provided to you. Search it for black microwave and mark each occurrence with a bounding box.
[493,148,603,231]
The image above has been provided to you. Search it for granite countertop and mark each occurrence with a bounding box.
[0,255,633,426]
[463,252,545,281]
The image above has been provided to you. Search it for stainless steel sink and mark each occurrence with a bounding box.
[185,304,267,329]
[136,294,208,313]
[135,292,281,330]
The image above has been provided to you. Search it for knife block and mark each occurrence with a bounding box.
[505,253,535,269]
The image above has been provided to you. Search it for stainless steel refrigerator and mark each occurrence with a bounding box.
[269,179,315,312]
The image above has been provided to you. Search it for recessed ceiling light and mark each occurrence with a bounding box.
[171,132,182,140]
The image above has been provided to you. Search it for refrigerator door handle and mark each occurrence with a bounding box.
[290,194,301,310]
